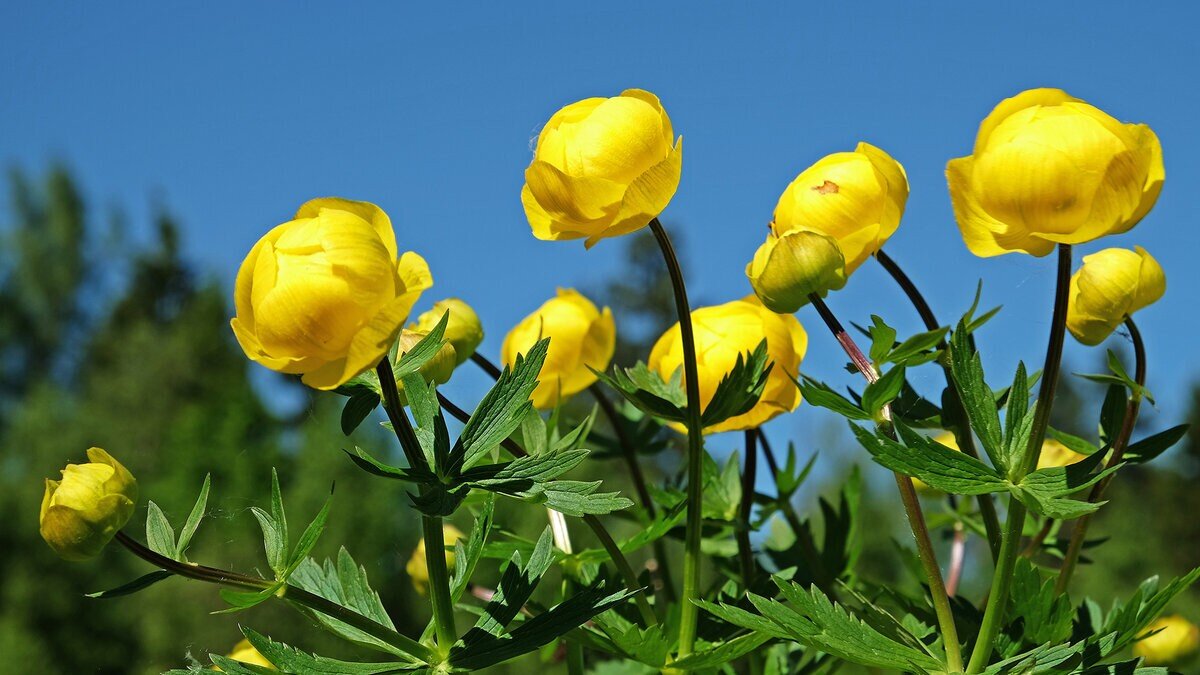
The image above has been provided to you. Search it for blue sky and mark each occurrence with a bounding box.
[3,2,1198,455]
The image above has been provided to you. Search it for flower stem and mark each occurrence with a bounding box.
[738,429,759,589]
[807,293,962,674]
[648,217,706,658]
[114,531,434,663]
[876,249,1003,560]
[966,244,1072,674]
[1055,315,1145,594]
[435,390,658,628]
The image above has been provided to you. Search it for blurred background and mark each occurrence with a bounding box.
[2,2,1198,673]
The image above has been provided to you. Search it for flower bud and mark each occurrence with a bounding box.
[649,296,807,433]
[216,639,276,671]
[394,328,457,405]
[1067,246,1165,346]
[407,524,466,595]
[747,230,847,313]
[948,88,1163,257]
[1133,615,1200,666]
[502,288,615,410]
[412,298,484,365]
[231,198,433,390]
[40,448,137,561]
[522,89,683,247]
[772,142,908,274]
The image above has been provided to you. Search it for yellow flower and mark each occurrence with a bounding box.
[947,88,1163,257]
[40,448,137,561]
[231,198,433,390]
[412,298,484,366]
[913,435,1083,494]
[393,329,458,405]
[407,524,466,595]
[772,142,908,274]
[648,296,808,433]
[1067,246,1165,346]
[522,89,683,247]
[747,229,847,313]
[501,288,615,410]
[215,638,276,671]
[1134,615,1200,666]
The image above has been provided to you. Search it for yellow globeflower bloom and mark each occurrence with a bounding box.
[948,88,1164,257]
[522,89,683,247]
[412,298,484,366]
[1067,246,1165,346]
[215,638,276,671]
[747,229,847,313]
[772,143,908,274]
[231,198,433,390]
[502,289,616,410]
[40,448,137,561]
[648,296,808,433]
[1134,615,1200,666]
[407,524,466,595]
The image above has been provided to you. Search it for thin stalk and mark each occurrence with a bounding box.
[738,429,759,589]
[947,523,966,597]
[876,249,1002,560]
[549,506,586,675]
[649,217,706,658]
[1055,316,1146,593]
[376,360,424,468]
[114,531,434,663]
[435,390,658,628]
[808,293,962,674]
[966,244,1072,673]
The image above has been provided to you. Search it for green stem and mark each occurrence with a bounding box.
[966,244,1072,673]
[1055,315,1145,594]
[808,293,962,674]
[114,531,434,663]
[738,429,759,589]
[649,217,706,658]
[876,249,1003,560]
[435,390,659,628]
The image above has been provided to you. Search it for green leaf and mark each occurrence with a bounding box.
[145,500,176,559]
[250,507,287,576]
[886,326,949,366]
[668,632,772,670]
[283,488,334,579]
[392,312,449,381]
[593,362,687,423]
[242,627,423,673]
[455,339,547,471]
[216,584,281,614]
[860,366,906,419]
[867,315,897,364]
[269,468,289,562]
[458,449,590,488]
[1098,567,1200,653]
[175,474,211,561]
[1009,558,1073,645]
[1100,384,1127,445]
[1046,427,1100,457]
[450,494,495,603]
[1127,424,1189,464]
[401,371,445,471]
[468,528,557,639]
[343,446,436,484]
[949,319,1006,471]
[700,340,773,427]
[340,389,379,436]
[1019,452,1117,497]
[852,423,1009,496]
[796,375,870,421]
[85,570,174,599]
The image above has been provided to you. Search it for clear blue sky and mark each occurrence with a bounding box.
[4,3,1198,449]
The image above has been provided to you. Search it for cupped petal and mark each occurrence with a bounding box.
[1131,245,1166,311]
[524,160,624,229]
[296,197,398,260]
[1126,124,1165,228]
[590,138,683,247]
[747,230,846,314]
[619,88,674,149]
[974,88,1079,154]
[856,142,909,239]
[396,251,433,296]
[564,95,670,183]
[946,156,1056,257]
[300,290,421,391]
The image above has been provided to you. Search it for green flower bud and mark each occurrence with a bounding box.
[40,448,137,561]
[746,229,847,314]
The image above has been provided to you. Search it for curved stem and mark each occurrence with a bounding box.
[876,249,1002,560]
[649,217,706,658]
[114,531,434,663]
[1055,316,1145,594]
[808,293,962,674]
[435,390,658,628]
[738,429,759,589]
[966,244,1072,673]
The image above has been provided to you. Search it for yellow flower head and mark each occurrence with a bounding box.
[407,524,466,595]
[393,328,458,405]
[649,296,808,433]
[215,638,276,671]
[747,229,847,313]
[1067,246,1165,346]
[40,448,137,561]
[412,298,484,366]
[231,198,433,390]
[502,288,616,410]
[1134,615,1200,666]
[522,89,683,247]
[913,435,1084,494]
[772,142,908,274]
[948,88,1164,257]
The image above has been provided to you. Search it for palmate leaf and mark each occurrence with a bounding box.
[1097,567,1200,653]
[1013,453,1118,520]
[1008,559,1073,646]
[949,318,1007,472]
[455,448,630,516]
[289,547,404,656]
[593,362,687,423]
[796,375,870,421]
[454,339,548,472]
[851,423,1009,496]
[700,339,772,427]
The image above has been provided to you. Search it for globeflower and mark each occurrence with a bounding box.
[412,298,484,365]
[747,229,847,313]
[522,89,683,247]
[649,296,807,433]
[407,524,466,595]
[1067,246,1165,346]
[40,448,137,561]
[772,143,908,274]
[947,88,1163,257]
[502,288,615,410]
[231,198,432,390]
[1133,615,1200,666]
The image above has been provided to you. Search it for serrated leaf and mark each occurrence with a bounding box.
[175,474,211,561]
[450,494,494,603]
[867,315,897,364]
[86,570,174,599]
[392,313,449,381]
[455,339,547,471]
[950,320,1006,472]
[242,627,422,673]
[700,340,773,427]
[668,632,772,670]
[796,375,870,421]
[289,547,410,656]
[341,389,380,436]
[593,363,687,423]
[468,528,557,639]
[852,423,1008,496]
[343,446,436,484]
[887,326,949,366]
[145,500,176,559]
[1019,452,1117,497]
[861,366,906,419]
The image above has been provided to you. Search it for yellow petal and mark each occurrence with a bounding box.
[563,95,671,184]
[524,160,624,230]
[946,156,1056,257]
[974,88,1079,154]
[589,138,683,247]
[296,197,398,260]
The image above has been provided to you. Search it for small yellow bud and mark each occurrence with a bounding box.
[501,289,615,410]
[40,448,138,561]
[1067,246,1165,346]
[407,524,466,595]
[1133,615,1200,666]
[746,230,847,313]
[214,638,276,671]
[412,298,484,366]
